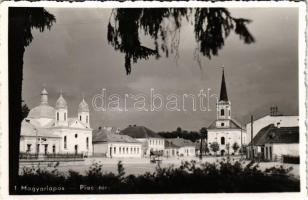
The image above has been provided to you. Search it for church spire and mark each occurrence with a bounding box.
[219,68,228,101]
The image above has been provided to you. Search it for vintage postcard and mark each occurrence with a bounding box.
[0,1,306,199]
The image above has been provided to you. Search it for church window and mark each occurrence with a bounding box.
[57,112,59,121]
[52,145,56,153]
[221,109,224,116]
[64,113,66,121]
[221,137,225,145]
[64,136,67,149]
[75,134,78,138]
[86,137,89,149]
[27,144,31,152]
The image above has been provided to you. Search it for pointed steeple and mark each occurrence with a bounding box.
[219,68,228,101]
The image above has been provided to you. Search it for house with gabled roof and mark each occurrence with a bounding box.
[92,127,142,158]
[120,125,164,156]
[248,124,299,162]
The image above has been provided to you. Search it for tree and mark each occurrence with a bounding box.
[232,142,240,154]
[210,142,220,156]
[21,103,30,120]
[9,8,55,194]
[199,127,208,160]
[108,8,255,74]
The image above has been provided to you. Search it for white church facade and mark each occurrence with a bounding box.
[20,88,93,156]
[207,69,246,156]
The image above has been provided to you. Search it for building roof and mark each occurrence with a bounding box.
[78,98,89,112]
[28,104,55,119]
[165,138,195,148]
[249,124,299,146]
[119,125,162,138]
[55,94,67,109]
[93,128,140,143]
[208,119,245,130]
[219,68,228,101]
[21,120,60,138]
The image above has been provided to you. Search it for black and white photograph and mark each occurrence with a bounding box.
[0,1,306,198]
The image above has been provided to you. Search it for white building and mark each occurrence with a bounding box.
[92,127,142,158]
[164,138,196,157]
[246,114,298,143]
[248,124,299,162]
[207,69,246,156]
[20,88,93,156]
[120,125,165,156]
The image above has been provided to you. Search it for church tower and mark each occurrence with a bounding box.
[78,97,90,128]
[55,91,68,127]
[216,68,231,128]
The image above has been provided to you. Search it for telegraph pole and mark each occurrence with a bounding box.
[250,115,254,160]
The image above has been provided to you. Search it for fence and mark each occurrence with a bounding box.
[19,153,84,161]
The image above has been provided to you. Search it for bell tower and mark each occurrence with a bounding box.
[216,68,231,128]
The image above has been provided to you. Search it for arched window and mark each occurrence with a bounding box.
[79,115,82,121]
[221,137,225,145]
[86,116,88,123]
[64,136,67,149]
[86,137,89,149]
[57,112,59,121]
[114,147,116,154]
[221,109,224,116]
[64,112,66,121]
[119,147,121,154]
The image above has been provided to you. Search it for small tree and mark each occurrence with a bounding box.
[210,142,219,156]
[232,142,240,155]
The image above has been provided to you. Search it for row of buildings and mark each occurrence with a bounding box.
[19,69,299,162]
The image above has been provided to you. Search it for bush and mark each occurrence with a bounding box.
[16,160,300,194]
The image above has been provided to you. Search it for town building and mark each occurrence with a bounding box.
[20,88,93,156]
[207,69,246,156]
[164,138,196,157]
[245,112,298,143]
[247,124,299,162]
[92,127,142,158]
[120,125,164,156]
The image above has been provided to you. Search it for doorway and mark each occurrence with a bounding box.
[74,145,78,154]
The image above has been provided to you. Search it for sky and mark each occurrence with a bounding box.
[22,7,299,132]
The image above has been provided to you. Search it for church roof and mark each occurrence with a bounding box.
[249,124,299,146]
[55,94,67,109]
[21,120,60,138]
[119,125,162,139]
[219,68,228,101]
[93,128,140,143]
[208,119,244,130]
[28,104,55,119]
[78,98,89,112]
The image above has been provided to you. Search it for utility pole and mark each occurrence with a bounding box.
[250,115,254,160]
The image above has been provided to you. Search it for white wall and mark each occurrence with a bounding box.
[246,115,298,142]
[178,146,195,157]
[56,128,93,156]
[264,143,299,161]
[20,136,61,154]
[107,142,142,158]
[136,138,165,156]
[208,129,244,155]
